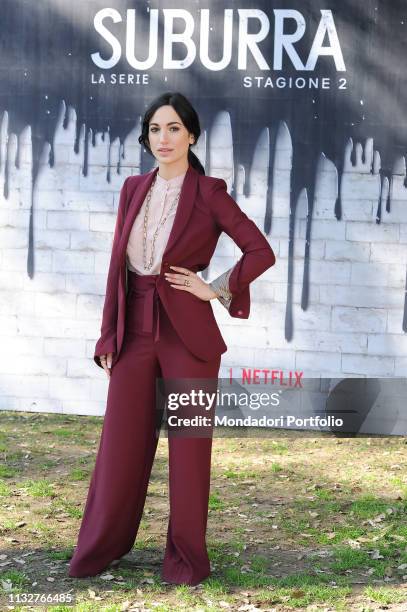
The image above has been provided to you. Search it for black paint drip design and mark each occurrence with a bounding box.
[1,0,406,336]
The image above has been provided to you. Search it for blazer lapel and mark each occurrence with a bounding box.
[118,167,159,264]
[162,163,198,259]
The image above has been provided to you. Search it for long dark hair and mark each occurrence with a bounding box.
[138,92,205,175]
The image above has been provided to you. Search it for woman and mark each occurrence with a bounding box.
[68,92,276,586]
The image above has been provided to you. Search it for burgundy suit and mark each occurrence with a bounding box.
[93,163,276,368]
[68,163,276,585]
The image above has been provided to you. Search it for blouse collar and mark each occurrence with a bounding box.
[155,169,187,189]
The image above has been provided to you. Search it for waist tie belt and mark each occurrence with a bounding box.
[143,283,160,342]
[127,270,161,342]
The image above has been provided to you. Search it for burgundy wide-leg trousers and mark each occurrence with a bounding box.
[68,271,221,585]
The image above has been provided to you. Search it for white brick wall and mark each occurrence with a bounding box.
[1,108,406,415]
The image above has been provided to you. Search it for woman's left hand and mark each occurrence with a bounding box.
[164,266,217,302]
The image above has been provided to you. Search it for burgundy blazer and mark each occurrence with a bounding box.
[94,163,276,368]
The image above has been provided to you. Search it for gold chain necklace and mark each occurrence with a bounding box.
[142,175,182,271]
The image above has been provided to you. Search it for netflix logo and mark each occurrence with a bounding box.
[228,369,304,387]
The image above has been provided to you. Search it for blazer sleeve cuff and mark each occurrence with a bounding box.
[94,332,117,368]
[229,286,251,319]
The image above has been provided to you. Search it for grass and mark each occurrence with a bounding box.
[0,410,406,611]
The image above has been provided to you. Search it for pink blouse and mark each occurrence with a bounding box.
[126,170,186,275]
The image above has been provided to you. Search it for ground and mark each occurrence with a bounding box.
[0,410,406,611]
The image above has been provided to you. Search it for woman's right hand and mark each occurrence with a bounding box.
[99,352,114,378]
